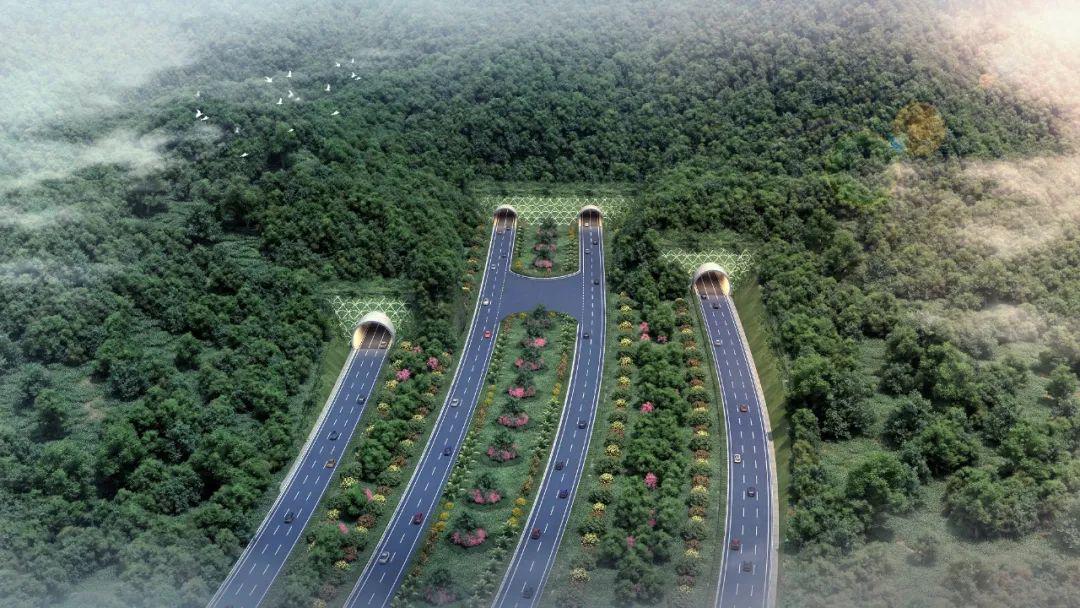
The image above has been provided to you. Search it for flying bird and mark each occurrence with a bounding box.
[234,126,241,134]
[287,89,294,98]
[195,90,201,98]
[351,72,356,78]
[330,110,340,116]
[200,115,209,121]
[325,83,331,92]
[240,152,249,158]
[286,70,292,78]
[195,109,203,118]
[350,58,355,64]
[264,76,274,83]
[335,61,341,67]
[287,128,294,132]
[276,97,283,105]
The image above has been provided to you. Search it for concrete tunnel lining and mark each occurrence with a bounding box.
[351,311,396,349]
[692,262,732,296]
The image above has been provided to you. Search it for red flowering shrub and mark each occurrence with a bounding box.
[644,472,658,488]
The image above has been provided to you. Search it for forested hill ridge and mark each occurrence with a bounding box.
[0,1,1076,607]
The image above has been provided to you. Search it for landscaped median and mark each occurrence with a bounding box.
[541,292,728,608]
[512,218,579,277]
[392,307,577,606]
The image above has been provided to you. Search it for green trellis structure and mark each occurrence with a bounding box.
[481,195,631,224]
[326,295,411,339]
[661,249,754,286]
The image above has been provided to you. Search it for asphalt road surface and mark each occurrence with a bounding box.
[491,211,606,608]
[697,273,775,608]
[342,212,518,608]
[207,326,392,608]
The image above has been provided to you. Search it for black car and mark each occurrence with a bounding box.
[328,430,340,441]
[593,239,599,245]
[700,293,708,299]
[577,419,587,430]
[741,561,753,573]
[712,302,720,309]
[522,585,535,599]
[442,446,453,456]
[555,460,566,471]
[583,332,590,339]
[593,278,600,285]
[558,488,569,499]
[747,486,757,498]
[283,511,296,524]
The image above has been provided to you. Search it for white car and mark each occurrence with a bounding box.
[584,221,590,227]
[482,298,490,306]
[450,398,461,407]
[377,551,391,564]
[733,453,742,464]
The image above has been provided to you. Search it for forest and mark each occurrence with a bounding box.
[1,0,1078,607]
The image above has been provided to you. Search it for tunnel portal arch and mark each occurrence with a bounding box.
[352,311,396,350]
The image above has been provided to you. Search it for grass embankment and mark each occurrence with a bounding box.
[731,278,790,535]
[396,311,575,605]
[512,219,579,277]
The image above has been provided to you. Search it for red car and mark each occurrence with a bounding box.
[531,527,542,540]
[412,512,424,525]
[738,403,749,413]
[483,329,493,339]
[730,538,741,551]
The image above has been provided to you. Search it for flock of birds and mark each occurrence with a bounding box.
[193,59,365,158]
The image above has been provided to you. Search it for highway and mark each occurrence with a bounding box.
[207,325,392,608]
[491,208,606,608]
[342,210,518,608]
[696,270,777,608]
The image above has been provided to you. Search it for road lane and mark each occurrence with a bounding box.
[208,326,392,608]
[491,210,606,608]
[697,273,776,608]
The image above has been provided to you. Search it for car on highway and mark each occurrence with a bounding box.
[741,561,753,573]
[593,278,600,285]
[739,403,749,413]
[442,446,453,456]
[577,419,587,429]
[357,395,366,404]
[328,430,340,441]
[531,527,542,539]
[712,302,720,309]
[482,298,490,306]
[380,340,389,348]
[747,486,757,498]
[584,221,590,227]
[522,585,535,599]
[700,293,708,299]
[500,253,507,258]
[584,248,591,254]
[592,239,598,245]
[558,488,569,499]
[284,511,296,524]
[377,552,391,564]
[412,512,424,525]
[583,332,590,339]
[730,538,741,551]
[490,264,496,270]
[733,453,742,464]
[714,338,722,346]
[555,460,565,471]
[325,458,337,468]
[483,329,493,339]
[450,397,461,407]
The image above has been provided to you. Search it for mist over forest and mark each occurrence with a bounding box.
[1,1,1078,607]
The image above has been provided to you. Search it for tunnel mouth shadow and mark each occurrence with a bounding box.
[352,311,395,349]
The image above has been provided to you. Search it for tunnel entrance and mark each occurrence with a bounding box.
[579,205,602,227]
[494,204,518,231]
[692,263,731,297]
[351,312,396,350]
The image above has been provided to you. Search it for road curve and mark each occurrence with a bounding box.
[342,212,517,608]
[207,327,392,608]
[696,273,778,608]
[491,210,606,608]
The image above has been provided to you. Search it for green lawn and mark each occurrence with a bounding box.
[513,219,579,277]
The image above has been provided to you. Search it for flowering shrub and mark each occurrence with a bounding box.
[626,535,636,548]
[582,533,600,547]
[486,445,518,462]
[497,412,529,428]
[639,401,654,413]
[644,472,658,489]
[469,488,503,504]
[507,386,526,399]
[599,473,614,486]
[396,368,412,382]
[448,511,488,548]
[570,567,590,583]
[426,356,440,371]
[534,258,554,269]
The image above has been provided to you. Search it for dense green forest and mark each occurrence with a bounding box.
[1,1,1077,607]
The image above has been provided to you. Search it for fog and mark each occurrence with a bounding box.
[0,0,318,195]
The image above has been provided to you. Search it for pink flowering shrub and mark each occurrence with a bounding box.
[363,487,374,501]
[639,321,650,333]
[426,356,440,371]
[413,345,423,353]
[531,337,547,348]
[639,401,654,414]
[450,529,488,547]
[640,333,651,342]
[469,488,503,504]
[486,446,518,462]
[508,386,526,399]
[396,368,411,382]
[626,535,636,548]
[657,335,668,343]
[497,413,529,428]
[644,472,658,489]
[338,522,349,535]
[534,259,553,269]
